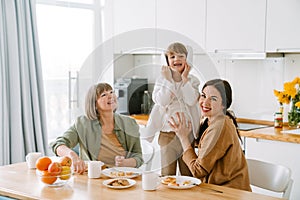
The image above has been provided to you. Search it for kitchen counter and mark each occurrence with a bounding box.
[131,115,300,144]
[237,118,300,144]
[131,114,149,126]
[239,126,300,144]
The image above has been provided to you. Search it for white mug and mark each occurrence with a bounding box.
[25,152,42,169]
[142,171,160,191]
[88,161,104,179]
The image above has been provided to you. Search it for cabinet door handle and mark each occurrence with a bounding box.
[276,48,300,52]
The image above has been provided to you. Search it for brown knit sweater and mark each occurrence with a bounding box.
[183,115,252,191]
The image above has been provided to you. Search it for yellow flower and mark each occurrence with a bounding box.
[273,90,290,104]
[292,77,300,85]
[284,82,297,99]
[280,76,300,127]
[274,76,300,105]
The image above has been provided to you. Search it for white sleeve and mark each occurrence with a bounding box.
[152,76,176,107]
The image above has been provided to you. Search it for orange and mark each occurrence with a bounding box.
[59,156,72,167]
[36,156,52,171]
[41,170,57,184]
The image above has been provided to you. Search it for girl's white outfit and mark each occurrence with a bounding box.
[146,74,200,140]
[146,74,200,176]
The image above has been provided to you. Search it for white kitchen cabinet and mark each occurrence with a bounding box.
[206,0,266,53]
[112,0,156,53]
[112,0,206,54]
[156,0,206,54]
[245,137,300,200]
[266,0,300,52]
[113,0,156,35]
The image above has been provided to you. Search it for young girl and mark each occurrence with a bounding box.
[146,42,200,176]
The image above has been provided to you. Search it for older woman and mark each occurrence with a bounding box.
[50,83,143,174]
[169,79,251,191]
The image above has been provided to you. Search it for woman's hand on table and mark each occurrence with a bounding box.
[115,156,125,167]
[115,156,137,168]
[69,151,86,174]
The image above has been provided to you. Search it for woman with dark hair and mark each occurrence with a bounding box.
[169,79,251,191]
[50,83,143,174]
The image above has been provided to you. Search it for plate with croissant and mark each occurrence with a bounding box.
[102,167,142,178]
[103,178,136,189]
[161,176,201,189]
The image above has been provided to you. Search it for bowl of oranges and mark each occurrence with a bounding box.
[36,156,72,187]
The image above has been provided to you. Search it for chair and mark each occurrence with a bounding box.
[247,159,293,200]
[140,139,155,171]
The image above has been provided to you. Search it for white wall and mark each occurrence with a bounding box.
[215,54,300,121]
[212,56,284,121]
[115,53,300,122]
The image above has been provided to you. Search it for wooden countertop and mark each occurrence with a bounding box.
[0,162,283,200]
[131,114,149,126]
[239,126,300,144]
[131,115,300,144]
[236,118,300,144]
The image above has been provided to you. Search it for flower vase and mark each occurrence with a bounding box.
[288,100,300,128]
[282,104,289,123]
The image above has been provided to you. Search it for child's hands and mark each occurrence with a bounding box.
[161,65,172,82]
[181,62,190,84]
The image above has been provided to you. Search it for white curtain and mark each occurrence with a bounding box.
[0,0,48,165]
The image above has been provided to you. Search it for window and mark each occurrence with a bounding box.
[36,0,101,141]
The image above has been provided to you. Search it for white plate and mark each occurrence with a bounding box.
[103,178,136,189]
[102,167,142,178]
[162,176,201,190]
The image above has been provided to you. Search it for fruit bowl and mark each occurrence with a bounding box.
[36,168,72,187]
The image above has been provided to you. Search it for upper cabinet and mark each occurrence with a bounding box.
[112,0,156,53]
[112,0,206,54]
[266,0,300,52]
[104,0,300,55]
[206,0,266,54]
[113,0,156,35]
[156,0,206,54]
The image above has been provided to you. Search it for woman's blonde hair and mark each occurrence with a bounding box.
[85,83,113,120]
